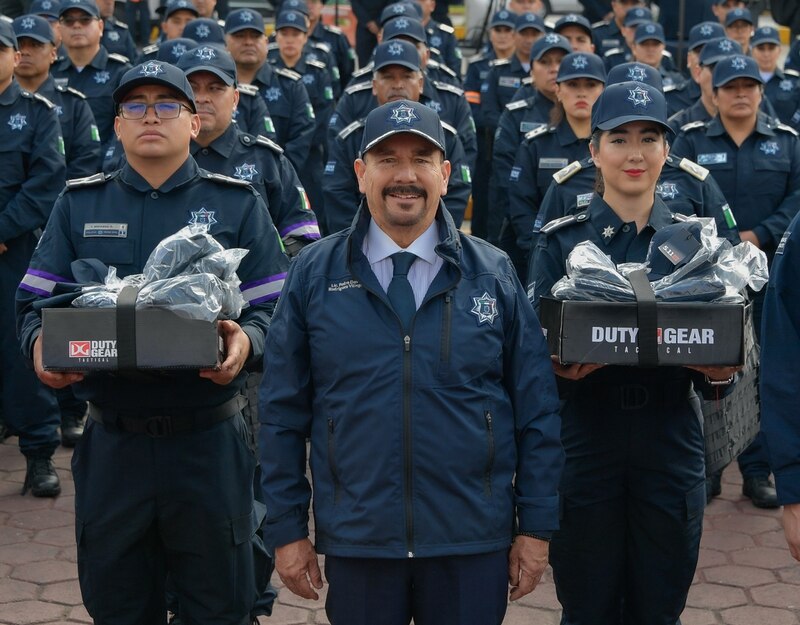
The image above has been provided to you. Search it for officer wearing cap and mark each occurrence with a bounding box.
[506,52,605,282]
[665,21,724,120]
[630,23,685,91]
[724,7,754,55]
[323,40,471,232]
[17,60,289,623]
[52,0,131,148]
[138,0,199,59]
[304,0,355,93]
[261,97,563,624]
[602,4,650,68]
[350,0,390,66]
[673,55,800,508]
[463,9,514,240]
[183,16,224,42]
[177,44,320,253]
[553,14,595,53]
[96,0,136,61]
[13,14,101,177]
[711,0,747,26]
[529,80,739,625]
[0,18,65,497]
[29,0,63,46]
[751,26,800,128]
[225,8,316,177]
[592,0,644,58]
[490,33,571,247]
[413,0,461,78]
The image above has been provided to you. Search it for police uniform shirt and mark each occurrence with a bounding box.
[191,123,321,247]
[672,113,800,252]
[0,79,66,246]
[247,61,316,173]
[52,46,131,146]
[102,17,137,61]
[664,74,696,116]
[668,99,712,136]
[463,49,495,128]
[323,113,472,232]
[482,55,529,130]
[36,74,102,178]
[17,156,289,409]
[425,19,461,79]
[309,20,355,93]
[763,69,800,128]
[232,83,279,141]
[592,18,624,58]
[303,41,342,100]
[508,122,590,254]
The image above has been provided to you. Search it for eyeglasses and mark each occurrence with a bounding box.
[118,101,193,119]
[59,15,98,26]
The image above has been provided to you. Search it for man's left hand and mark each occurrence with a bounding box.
[199,320,251,385]
[508,535,549,601]
[784,503,800,561]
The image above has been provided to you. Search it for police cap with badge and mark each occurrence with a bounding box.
[275,10,307,33]
[751,26,781,48]
[591,80,673,135]
[177,43,236,86]
[162,0,198,19]
[29,0,61,20]
[0,19,17,49]
[557,52,606,84]
[382,16,427,44]
[712,53,763,88]
[554,13,592,38]
[157,37,197,62]
[699,37,743,67]
[379,2,422,27]
[623,6,653,28]
[360,99,446,158]
[489,9,516,30]
[725,7,753,28]
[183,17,225,44]
[224,9,264,35]
[282,0,309,17]
[515,11,546,34]
[113,60,197,112]
[58,0,100,18]
[12,14,54,45]
[688,22,725,52]
[373,39,421,73]
[606,62,663,89]
[634,22,665,45]
[530,33,571,62]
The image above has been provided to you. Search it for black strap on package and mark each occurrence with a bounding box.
[116,285,140,372]
[627,269,659,367]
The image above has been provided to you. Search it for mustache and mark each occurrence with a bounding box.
[383,185,427,199]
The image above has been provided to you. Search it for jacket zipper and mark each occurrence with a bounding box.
[327,418,341,505]
[440,293,452,372]
[484,410,495,497]
[403,334,414,557]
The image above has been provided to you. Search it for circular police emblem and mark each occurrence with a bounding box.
[41,0,52,8]
[498,10,508,19]
[20,16,35,29]
[8,113,27,131]
[627,64,648,82]
[195,24,211,38]
[633,8,644,17]
[645,24,655,34]
[627,85,651,107]
[388,42,404,56]
[572,55,588,70]
[265,87,282,101]
[196,46,216,60]
[731,56,747,70]
[286,12,297,21]
[470,292,498,325]
[139,61,164,77]
[234,163,259,180]
[240,10,253,22]
[565,14,578,22]
[389,102,418,125]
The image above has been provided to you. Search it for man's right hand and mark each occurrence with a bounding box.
[33,334,84,389]
[783,503,800,561]
[275,538,324,600]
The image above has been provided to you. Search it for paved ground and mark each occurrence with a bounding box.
[0,437,797,624]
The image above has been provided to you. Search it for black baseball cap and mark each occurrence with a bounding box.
[699,37,743,66]
[557,52,606,83]
[360,99,446,157]
[606,62,663,90]
[382,16,426,44]
[113,61,197,112]
[374,39,421,72]
[13,14,54,44]
[688,22,725,51]
[591,80,672,134]
[157,37,197,62]
[183,17,225,43]
[712,54,763,88]
[224,8,263,34]
[177,43,236,86]
[58,0,99,18]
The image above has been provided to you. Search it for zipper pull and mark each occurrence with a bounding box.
[404,335,411,352]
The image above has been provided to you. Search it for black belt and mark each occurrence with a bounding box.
[88,395,247,437]
[578,380,690,411]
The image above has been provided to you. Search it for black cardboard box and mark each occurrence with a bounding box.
[539,296,746,366]
[42,307,222,371]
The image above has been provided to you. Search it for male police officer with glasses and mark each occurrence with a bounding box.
[17,61,288,625]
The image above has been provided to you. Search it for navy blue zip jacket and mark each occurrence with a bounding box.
[259,203,564,558]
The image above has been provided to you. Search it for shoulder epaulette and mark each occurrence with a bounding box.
[489,57,510,67]
[307,58,327,70]
[200,170,253,187]
[662,49,673,58]
[776,122,799,136]
[323,23,343,34]
[524,124,552,141]
[663,83,677,93]
[255,134,284,153]
[66,172,112,188]
[540,212,587,234]
[678,157,709,181]
[467,51,486,64]
[351,63,373,79]
[338,119,365,140]
[312,40,332,53]
[440,120,456,134]
[345,80,372,95]
[141,43,158,55]
[505,98,528,111]
[267,41,279,51]
[604,48,622,57]
[432,80,464,96]
[437,22,455,34]
[22,90,56,109]
[275,67,302,81]
[522,76,533,85]
[429,46,442,57]
[435,62,457,79]
[680,120,705,133]
[65,86,87,99]
[108,52,130,64]
[592,19,610,28]
[114,19,129,29]
[0,15,12,23]
[552,160,583,184]
[672,212,690,223]
[238,83,259,96]
[786,68,800,78]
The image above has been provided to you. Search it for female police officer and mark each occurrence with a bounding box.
[528,82,739,624]
[507,51,605,283]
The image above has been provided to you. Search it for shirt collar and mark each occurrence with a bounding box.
[254,61,274,86]
[191,123,238,158]
[0,79,20,106]
[555,119,582,147]
[588,193,672,245]
[119,156,198,192]
[364,216,440,267]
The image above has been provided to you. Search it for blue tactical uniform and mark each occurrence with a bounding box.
[592,17,624,57]
[0,77,65,487]
[481,55,529,131]
[668,98,713,134]
[350,0,390,65]
[233,82,279,140]
[530,194,718,625]
[51,46,131,146]
[425,18,461,78]
[763,69,800,127]
[102,15,137,61]
[245,61,315,174]
[786,37,800,74]
[308,19,355,93]
[191,124,320,253]
[761,216,800,505]
[303,40,342,99]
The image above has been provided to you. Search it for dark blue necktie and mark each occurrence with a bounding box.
[388,251,417,331]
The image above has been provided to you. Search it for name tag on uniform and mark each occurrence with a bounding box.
[499,76,521,89]
[576,192,594,208]
[697,152,728,165]
[539,158,569,169]
[520,121,543,133]
[602,38,620,48]
[83,223,128,238]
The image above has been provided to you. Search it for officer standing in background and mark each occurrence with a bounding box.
[414,0,461,78]
[0,20,66,496]
[592,0,644,58]
[306,0,355,92]
[97,0,137,60]
[52,0,131,148]
[724,7,755,55]
[138,0,199,59]
[350,0,388,66]
[17,60,289,623]
[29,0,63,47]
[750,26,800,127]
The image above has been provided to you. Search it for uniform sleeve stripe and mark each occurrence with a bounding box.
[19,269,69,297]
[241,273,287,303]
[281,221,321,239]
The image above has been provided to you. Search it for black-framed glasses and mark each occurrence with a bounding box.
[59,15,98,26]
[118,101,193,120]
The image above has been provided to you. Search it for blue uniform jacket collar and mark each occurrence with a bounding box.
[509,54,526,74]
[35,75,59,101]
[707,111,776,137]
[271,54,309,74]
[254,61,275,86]
[555,118,585,148]
[345,200,463,294]
[588,192,673,245]
[0,79,21,106]
[190,123,238,159]
[119,156,199,192]
[60,46,110,71]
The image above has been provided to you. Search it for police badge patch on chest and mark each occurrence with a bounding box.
[188,207,218,227]
[471,292,498,325]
